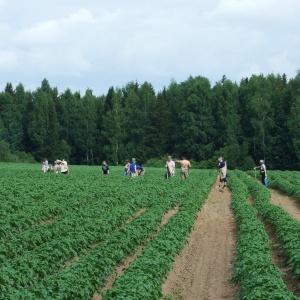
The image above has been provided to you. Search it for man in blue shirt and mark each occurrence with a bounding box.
[129,159,137,178]
[217,157,227,189]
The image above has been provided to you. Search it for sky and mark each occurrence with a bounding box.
[0,0,299,97]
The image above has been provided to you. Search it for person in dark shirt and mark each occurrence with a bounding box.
[136,165,145,176]
[216,157,227,189]
[254,159,267,186]
[101,161,109,174]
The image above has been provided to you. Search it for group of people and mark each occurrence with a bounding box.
[165,156,191,180]
[165,155,228,185]
[124,158,145,178]
[101,158,145,178]
[216,157,268,188]
[42,158,69,174]
[87,155,268,188]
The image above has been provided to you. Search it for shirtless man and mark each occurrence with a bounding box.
[175,156,191,180]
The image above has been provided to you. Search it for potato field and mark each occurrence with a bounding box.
[1,163,300,299]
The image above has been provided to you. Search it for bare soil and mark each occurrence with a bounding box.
[270,189,300,221]
[93,182,300,300]
[161,179,239,300]
[267,189,300,296]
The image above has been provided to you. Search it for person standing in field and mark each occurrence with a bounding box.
[217,157,227,189]
[101,161,109,175]
[42,158,49,173]
[165,156,175,178]
[129,159,137,178]
[254,159,267,186]
[52,160,59,174]
[60,159,69,174]
[124,160,130,175]
[175,156,191,180]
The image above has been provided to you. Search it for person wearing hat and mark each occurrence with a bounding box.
[254,160,267,185]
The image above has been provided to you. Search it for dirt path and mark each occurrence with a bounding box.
[161,179,239,300]
[270,189,300,221]
[266,188,300,296]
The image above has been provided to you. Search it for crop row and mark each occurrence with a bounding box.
[0,177,176,297]
[240,172,300,283]
[0,173,134,239]
[4,176,198,299]
[0,177,160,263]
[230,171,298,299]
[101,171,215,299]
[267,171,300,200]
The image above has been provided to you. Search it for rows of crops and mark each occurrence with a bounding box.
[231,170,300,299]
[0,164,216,299]
[2,163,300,299]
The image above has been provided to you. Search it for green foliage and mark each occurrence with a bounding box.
[1,72,300,169]
[230,171,299,300]
[144,157,167,168]
[0,164,215,299]
[1,164,300,299]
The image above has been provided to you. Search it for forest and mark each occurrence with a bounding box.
[0,72,299,170]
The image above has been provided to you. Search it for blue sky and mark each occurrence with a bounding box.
[0,0,299,96]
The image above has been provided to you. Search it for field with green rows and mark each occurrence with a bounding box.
[1,163,300,299]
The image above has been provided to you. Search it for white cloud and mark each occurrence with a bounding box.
[0,0,300,95]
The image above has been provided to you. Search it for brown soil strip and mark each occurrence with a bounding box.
[261,218,300,296]
[92,206,179,300]
[270,189,300,221]
[125,208,148,224]
[161,179,239,300]
[268,188,300,295]
[252,188,300,296]
[40,218,53,225]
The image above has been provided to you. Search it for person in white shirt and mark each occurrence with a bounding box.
[60,159,69,174]
[165,156,175,179]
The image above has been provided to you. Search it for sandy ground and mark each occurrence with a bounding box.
[93,182,300,300]
[270,189,300,221]
[161,180,239,300]
[267,189,300,296]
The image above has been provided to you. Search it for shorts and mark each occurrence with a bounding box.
[180,169,188,180]
[131,172,137,178]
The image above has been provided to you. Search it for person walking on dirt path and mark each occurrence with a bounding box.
[254,159,267,186]
[175,156,191,180]
[165,156,175,179]
[101,161,109,175]
[216,157,227,189]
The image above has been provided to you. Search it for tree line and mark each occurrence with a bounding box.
[0,72,299,170]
